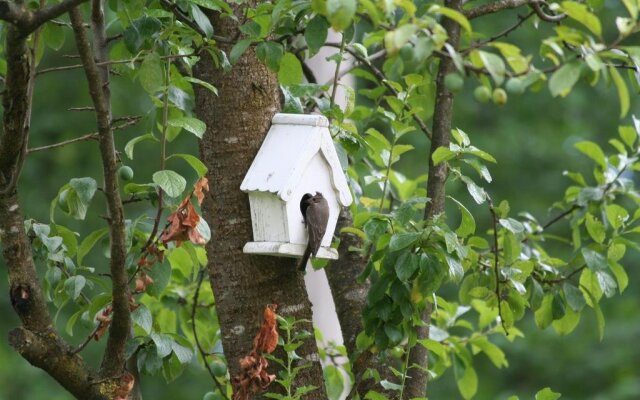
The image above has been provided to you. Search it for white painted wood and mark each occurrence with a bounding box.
[240,113,352,207]
[243,242,338,259]
[240,113,352,260]
[272,113,329,127]
[248,192,288,242]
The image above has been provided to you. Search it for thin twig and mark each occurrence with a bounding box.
[541,204,581,230]
[462,11,535,54]
[488,197,508,335]
[192,267,230,400]
[535,265,586,285]
[27,117,140,153]
[36,53,197,76]
[71,323,101,355]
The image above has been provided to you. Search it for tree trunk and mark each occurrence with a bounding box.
[194,7,327,398]
[404,1,463,398]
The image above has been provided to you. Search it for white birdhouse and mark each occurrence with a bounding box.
[240,113,353,260]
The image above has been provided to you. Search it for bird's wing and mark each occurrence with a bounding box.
[306,198,329,255]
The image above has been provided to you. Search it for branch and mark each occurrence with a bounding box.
[464,0,530,19]
[36,52,198,76]
[405,2,464,397]
[530,1,567,22]
[0,0,90,34]
[9,327,107,398]
[69,6,131,378]
[488,198,509,334]
[462,11,535,54]
[27,117,140,153]
[192,268,231,400]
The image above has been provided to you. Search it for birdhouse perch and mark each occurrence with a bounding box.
[240,113,353,260]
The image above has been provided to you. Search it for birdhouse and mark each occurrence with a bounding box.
[240,113,353,260]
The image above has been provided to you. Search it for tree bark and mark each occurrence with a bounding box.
[195,6,327,398]
[404,1,463,398]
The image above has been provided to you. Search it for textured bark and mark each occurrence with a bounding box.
[404,1,463,398]
[70,7,130,378]
[195,6,327,398]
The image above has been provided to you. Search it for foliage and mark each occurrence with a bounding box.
[1,0,639,399]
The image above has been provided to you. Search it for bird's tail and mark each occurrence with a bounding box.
[298,245,311,271]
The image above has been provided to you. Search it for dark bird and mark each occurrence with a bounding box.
[298,192,329,271]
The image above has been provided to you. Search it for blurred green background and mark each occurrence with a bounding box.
[1,4,639,400]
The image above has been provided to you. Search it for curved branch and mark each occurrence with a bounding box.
[0,0,89,34]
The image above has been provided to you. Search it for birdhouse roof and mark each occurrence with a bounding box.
[240,113,353,206]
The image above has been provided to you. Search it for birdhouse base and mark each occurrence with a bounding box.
[243,241,339,260]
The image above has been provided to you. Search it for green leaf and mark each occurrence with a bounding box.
[583,286,605,340]
[575,140,606,169]
[609,65,630,118]
[168,117,206,139]
[278,52,303,86]
[151,332,174,358]
[305,15,329,55]
[230,39,252,64]
[445,254,464,282]
[534,294,553,329]
[563,282,586,311]
[596,270,617,297]
[132,304,153,335]
[460,175,487,204]
[139,53,164,94]
[581,247,607,271]
[43,23,65,50]
[153,170,186,198]
[605,204,628,229]
[552,306,580,335]
[171,337,193,363]
[77,228,108,266]
[323,365,344,400]
[608,260,629,293]
[449,197,476,238]
[499,218,524,234]
[549,62,583,97]
[536,387,562,400]
[471,337,508,368]
[65,308,84,336]
[183,77,218,95]
[585,213,605,243]
[256,42,284,72]
[394,251,419,282]
[428,5,472,33]
[125,133,158,160]
[147,261,172,297]
[190,4,213,38]
[432,146,456,165]
[388,232,420,251]
[561,1,602,36]
[326,0,356,31]
[64,275,86,300]
[478,51,506,86]
[70,177,97,204]
[168,154,208,177]
[456,364,478,400]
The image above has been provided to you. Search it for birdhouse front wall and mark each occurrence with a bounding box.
[286,152,339,247]
[248,192,288,243]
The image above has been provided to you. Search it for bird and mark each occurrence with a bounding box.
[298,192,329,271]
